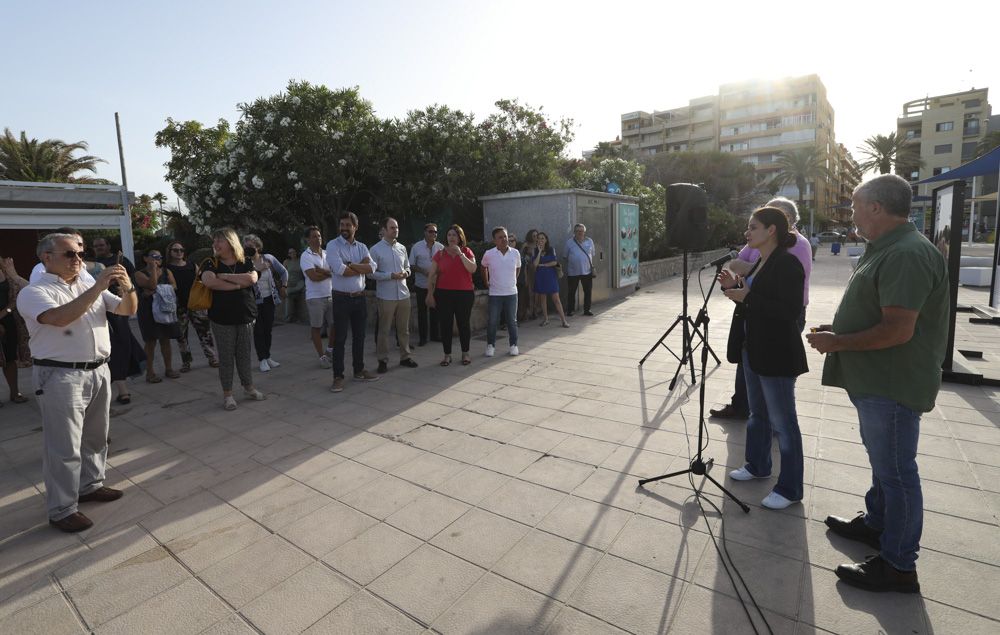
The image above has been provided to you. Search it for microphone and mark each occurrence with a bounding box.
[701,249,740,270]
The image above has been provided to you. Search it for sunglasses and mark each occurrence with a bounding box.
[49,250,86,260]
[148,254,162,260]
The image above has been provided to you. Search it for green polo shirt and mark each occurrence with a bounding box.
[822,223,949,412]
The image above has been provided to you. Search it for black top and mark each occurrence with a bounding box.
[166,261,196,308]
[725,250,808,378]
[201,257,257,325]
[95,254,136,296]
[0,279,8,311]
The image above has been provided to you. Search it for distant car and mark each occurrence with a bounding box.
[817,231,845,243]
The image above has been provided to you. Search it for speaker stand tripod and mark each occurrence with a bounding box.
[638,251,721,391]
[638,261,749,513]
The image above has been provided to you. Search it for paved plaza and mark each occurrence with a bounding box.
[1,250,999,634]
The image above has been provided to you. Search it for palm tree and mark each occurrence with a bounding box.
[0,128,105,182]
[771,146,831,235]
[975,131,1000,158]
[151,192,169,232]
[856,132,919,175]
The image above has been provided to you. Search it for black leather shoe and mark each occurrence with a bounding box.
[377,361,388,374]
[400,358,418,368]
[50,512,94,533]
[565,311,575,317]
[825,512,882,550]
[835,555,920,593]
[79,486,124,503]
[583,311,594,316]
[709,404,749,419]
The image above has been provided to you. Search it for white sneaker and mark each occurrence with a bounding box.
[259,360,271,372]
[266,358,281,368]
[509,345,519,356]
[729,466,767,481]
[319,355,332,369]
[761,491,797,510]
[485,345,495,357]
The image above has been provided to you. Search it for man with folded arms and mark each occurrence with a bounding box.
[17,233,138,532]
[369,217,417,373]
[300,226,334,368]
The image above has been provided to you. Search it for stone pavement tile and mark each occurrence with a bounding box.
[922,479,995,523]
[703,502,810,561]
[0,467,41,508]
[367,544,484,626]
[431,572,562,634]
[548,435,618,466]
[0,592,85,634]
[480,478,566,526]
[139,491,233,543]
[923,511,1000,564]
[268,447,345,482]
[803,518,875,572]
[0,523,83,577]
[510,426,568,458]
[622,427,689,456]
[135,458,219,506]
[353,440,426,472]
[797,563,925,634]
[493,530,603,601]
[239,420,302,447]
[398,400,455,425]
[918,434,965,462]
[917,454,978,488]
[94,577,231,635]
[815,437,867,468]
[807,486,865,525]
[470,417,532,444]
[462,395,511,417]
[165,509,269,572]
[304,459,382,499]
[209,464,295,508]
[568,554,686,635]
[323,522,422,585]
[426,389,479,409]
[922,598,1000,635]
[600,445,676,478]
[519,456,595,493]
[390,452,466,489]
[241,562,358,635]
[339,474,428,520]
[949,421,1000,445]
[546,607,629,634]
[537,496,632,551]
[918,549,1000,621]
[304,590,423,634]
[200,613,258,635]
[68,546,190,628]
[957,439,1000,468]
[399,424,460,450]
[434,432,503,464]
[239,480,333,531]
[812,460,870,496]
[0,493,46,541]
[498,403,561,426]
[291,420,354,446]
[540,412,637,444]
[199,534,312,609]
[55,524,159,590]
[430,508,530,568]
[573,467,656,512]
[970,462,1000,494]
[186,435,261,468]
[385,491,470,540]
[250,436,312,465]
[495,386,576,410]
[324,431,391,458]
[692,539,806,618]
[668,584,796,635]
[164,422,230,453]
[364,415,427,438]
[279,500,378,557]
[608,513,709,581]
[477,444,545,476]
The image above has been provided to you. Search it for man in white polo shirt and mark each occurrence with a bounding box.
[17,233,138,533]
[481,226,521,357]
[300,226,334,368]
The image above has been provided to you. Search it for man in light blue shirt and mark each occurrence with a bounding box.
[369,217,417,373]
[325,211,379,392]
[563,223,595,316]
[409,223,443,346]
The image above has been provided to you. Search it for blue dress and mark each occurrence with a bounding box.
[534,250,560,294]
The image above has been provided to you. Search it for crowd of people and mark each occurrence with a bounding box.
[6,176,950,597]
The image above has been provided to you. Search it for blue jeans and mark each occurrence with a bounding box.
[487,294,518,347]
[741,349,803,502]
[850,393,923,571]
[730,308,805,413]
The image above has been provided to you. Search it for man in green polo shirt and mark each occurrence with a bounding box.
[806,174,948,594]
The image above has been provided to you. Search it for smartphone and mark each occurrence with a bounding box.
[115,251,123,266]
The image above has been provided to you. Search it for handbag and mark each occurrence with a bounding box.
[573,238,597,278]
[187,258,215,311]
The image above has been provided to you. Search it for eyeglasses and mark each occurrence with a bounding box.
[48,250,85,260]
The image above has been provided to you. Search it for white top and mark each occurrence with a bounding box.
[368,240,411,301]
[31,262,95,286]
[16,272,122,362]
[300,247,332,300]
[326,236,376,294]
[481,246,521,296]
[409,240,444,288]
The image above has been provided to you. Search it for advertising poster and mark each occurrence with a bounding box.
[933,187,953,262]
[617,202,640,287]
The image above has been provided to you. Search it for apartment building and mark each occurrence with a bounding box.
[831,143,863,225]
[896,88,993,223]
[621,75,841,219]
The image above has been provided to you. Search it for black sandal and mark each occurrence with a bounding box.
[11,393,28,404]
[440,356,452,367]
[461,353,472,366]
[116,394,131,405]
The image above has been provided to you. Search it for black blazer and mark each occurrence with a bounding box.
[725,250,808,377]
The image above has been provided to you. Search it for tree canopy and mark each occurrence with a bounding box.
[0,128,106,182]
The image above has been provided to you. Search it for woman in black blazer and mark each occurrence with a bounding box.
[721,206,808,510]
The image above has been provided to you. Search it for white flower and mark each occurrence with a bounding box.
[283,149,292,161]
[238,171,247,184]
[224,139,235,150]
[252,175,264,189]
[229,182,237,189]
[399,134,408,141]
[294,182,305,190]
[333,106,343,117]
[216,197,225,205]
[331,131,344,140]
[280,117,291,127]
[441,131,450,139]
[443,167,452,175]
[264,112,275,123]
[338,158,347,166]
[209,181,221,195]
[287,171,298,180]
[290,96,301,106]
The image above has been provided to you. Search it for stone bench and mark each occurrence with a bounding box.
[959,267,992,287]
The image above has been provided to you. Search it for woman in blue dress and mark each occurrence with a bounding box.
[532,232,569,328]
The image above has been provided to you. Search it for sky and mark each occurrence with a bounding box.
[4,0,999,208]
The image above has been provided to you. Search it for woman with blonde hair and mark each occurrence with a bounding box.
[200,228,266,410]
